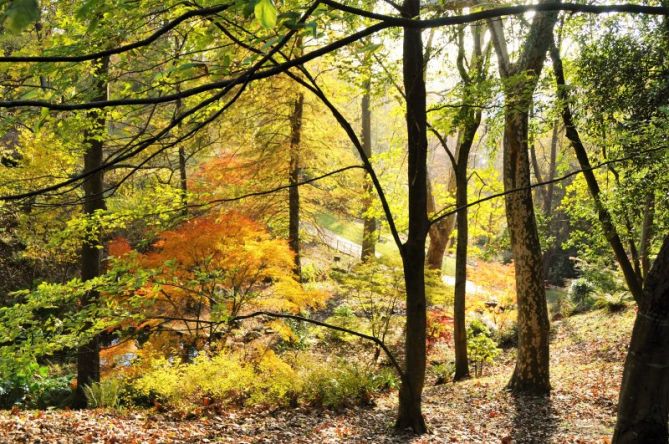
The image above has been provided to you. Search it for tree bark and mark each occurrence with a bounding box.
[613,234,669,443]
[503,104,551,394]
[488,2,557,395]
[288,92,304,278]
[396,0,428,432]
[74,56,109,408]
[426,174,456,270]
[549,41,644,302]
[360,80,377,261]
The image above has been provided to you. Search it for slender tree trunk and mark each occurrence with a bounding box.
[453,114,481,381]
[639,192,655,282]
[74,56,109,408]
[453,167,469,380]
[396,0,428,432]
[613,234,669,443]
[504,104,551,394]
[549,41,644,302]
[175,95,188,215]
[288,92,304,278]
[360,80,377,261]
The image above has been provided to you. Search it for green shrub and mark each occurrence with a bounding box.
[569,278,596,311]
[467,319,500,378]
[0,363,73,409]
[84,378,122,409]
[132,351,395,412]
[593,291,632,313]
[432,362,455,385]
[298,359,391,409]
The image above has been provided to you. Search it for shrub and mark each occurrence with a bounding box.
[569,278,596,311]
[467,319,500,378]
[131,351,395,412]
[298,358,393,409]
[592,291,632,313]
[0,363,73,409]
[84,378,122,409]
[432,362,455,385]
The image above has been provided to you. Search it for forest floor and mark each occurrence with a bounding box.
[0,308,634,443]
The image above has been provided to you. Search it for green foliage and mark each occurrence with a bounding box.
[467,319,500,378]
[4,0,39,33]
[84,379,122,409]
[592,291,632,313]
[132,350,395,412]
[569,278,596,311]
[0,363,72,409]
[254,0,277,29]
[432,362,455,385]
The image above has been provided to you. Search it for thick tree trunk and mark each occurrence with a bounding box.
[613,235,669,443]
[396,0,428,432]
[503,106,551,394]
[288,93,304,278]
[74,57,109,408]
[549,42,644,302]
[360,81,377,261]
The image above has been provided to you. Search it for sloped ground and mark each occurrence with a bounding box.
[0,309,634,443]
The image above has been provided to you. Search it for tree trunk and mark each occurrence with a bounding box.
[549,41,644,302]
[613,235,669,443]
[488,5,557,395]
[453,167,469,380]
[360,80,377,261]
[288,92,304,278]
[503,105,551,394]
[453,113,481,381]
[426,171,456,270]
[74,56,109,408]
[396,0,428,432]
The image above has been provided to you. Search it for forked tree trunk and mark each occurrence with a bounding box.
[396,0,428,432]
[74,56,109,408]
[613,235,669,443]
[288,92,304,278]
[360,81,377,261]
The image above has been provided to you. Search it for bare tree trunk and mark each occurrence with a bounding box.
[453,166,469,380]
[426,171,456,270]
[288,92,304,278]
[613,234,669,443]
[504,104,551,394]
[396,0,428,432]
[74,56,109,408]
[488,3,557,395]
[549,41,644,302]
[360,80,377,261]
